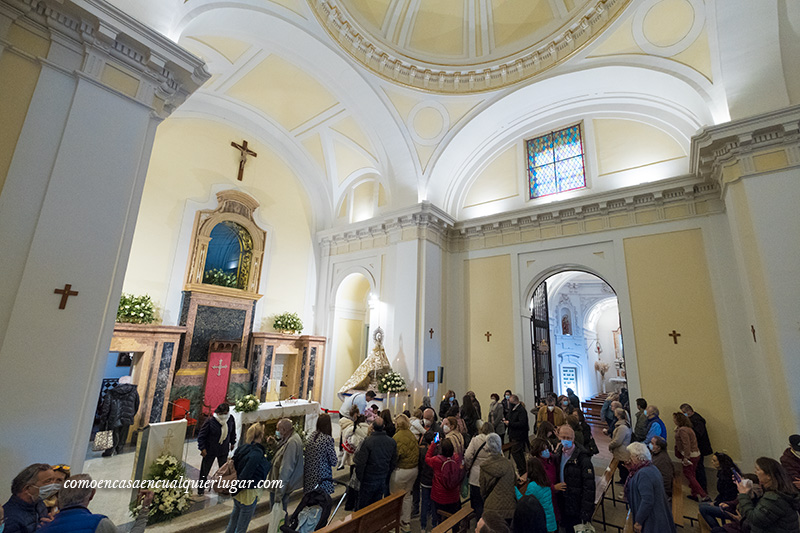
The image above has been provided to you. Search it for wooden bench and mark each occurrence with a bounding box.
[432,505,474,533]
[316,491,405,533]
[672,464,684,528]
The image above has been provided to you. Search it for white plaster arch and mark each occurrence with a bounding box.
[427,65,717,216]
[172,3,420,211]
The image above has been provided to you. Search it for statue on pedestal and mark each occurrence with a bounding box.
[338,327,391,395]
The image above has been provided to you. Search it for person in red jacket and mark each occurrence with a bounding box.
[426,438,462,526]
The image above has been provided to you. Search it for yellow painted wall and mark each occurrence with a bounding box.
[0,24,50,197]
[593,119,686,176]
[464,255,515,405]
[463,145,519,208]
[624,229,740,458]
[123,117,314,323]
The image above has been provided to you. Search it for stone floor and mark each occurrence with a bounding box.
[81,420,709,532]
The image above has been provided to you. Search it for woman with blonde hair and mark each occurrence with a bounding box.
[444,416,465,458]
[391,414,419,531]
[226,423,269,533]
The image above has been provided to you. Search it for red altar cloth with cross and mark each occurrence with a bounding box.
[204,352,232,411]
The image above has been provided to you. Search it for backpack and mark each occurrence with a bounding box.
[440,458,463,491]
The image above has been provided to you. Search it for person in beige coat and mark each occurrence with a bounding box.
[608,408,632,483]
[479,434,517,521]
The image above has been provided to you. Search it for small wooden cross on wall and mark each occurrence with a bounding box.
[231,139,257,181]
[485,331,492,342]
[668,330,681,344]
[751,325,757,343]
[429,328,434,339]
[54,284,79,309]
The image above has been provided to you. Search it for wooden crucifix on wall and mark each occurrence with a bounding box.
[231,140,257,181]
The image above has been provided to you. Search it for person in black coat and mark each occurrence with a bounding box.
[439,390,459,420]
[225,423,269,533]
[555,425,596,533]
[566,388,580,410]
[681,403,713,491]
[354,418,398,509]
[99,377,140,457]
[197,403,237,495]
[505,395,529,475]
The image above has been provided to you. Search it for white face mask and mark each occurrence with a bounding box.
[547,406,554,412]
[442,424,450,434]
[38,483,61,499]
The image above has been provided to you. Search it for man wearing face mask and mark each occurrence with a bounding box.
[554,425,595,533]
[535,394,566,430]
[196,403,237,496]
[504,394,529,475]
[3,464,56,533]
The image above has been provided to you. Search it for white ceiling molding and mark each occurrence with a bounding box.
[631,0,706,57]
[426,65,714,217]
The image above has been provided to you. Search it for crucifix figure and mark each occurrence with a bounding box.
[212,358,228,377]
[161,428,175,451]
[429,328,434,339]
[54,284,79,309]
[668,330,681,344]
[751,325,757,343]
[485,331,492,342]
[231,139,257,181]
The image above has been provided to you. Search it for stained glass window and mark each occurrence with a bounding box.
[527,124,586,199]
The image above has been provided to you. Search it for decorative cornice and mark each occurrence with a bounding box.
[308,0,631,94]
[448,175,722,252]
[318,177,723,255]
[0,0,210,118]
[318,201,455,255]
[691,104,800,192]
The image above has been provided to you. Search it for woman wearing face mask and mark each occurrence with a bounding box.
[488,393,506,441]
[439,391,459,420]
[42,465,71,515]
[536,421,560,451]
[516,454,557,533]
[197,403,237,496]
[501,390,513,420]
[443,416,464,459]
[529,437,561,524]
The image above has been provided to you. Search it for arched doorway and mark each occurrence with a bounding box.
[326,273,373,410]
[529,271,627,406]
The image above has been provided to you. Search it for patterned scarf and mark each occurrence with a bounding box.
[624,459,652,501]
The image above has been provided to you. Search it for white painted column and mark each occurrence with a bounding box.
[0,0,207,493]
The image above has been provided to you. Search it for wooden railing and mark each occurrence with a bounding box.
[432,505,474,533]
[316,491,404,533]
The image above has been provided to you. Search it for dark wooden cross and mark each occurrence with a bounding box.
[751,325,757,343]
[231,140,257,181]
[485,331,492,342]
[429,328,434,339]
[54,284,79,309]
[668,330,681,344]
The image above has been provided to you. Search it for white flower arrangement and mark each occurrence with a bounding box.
[273,312,303,334]
[234,394,260,413]
[130,453,191,524]
[378,370,406,393]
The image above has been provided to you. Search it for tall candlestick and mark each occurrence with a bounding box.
[403,401,406,413]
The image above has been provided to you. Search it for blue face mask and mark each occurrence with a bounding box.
[449,397,454,402]
[561,439,573,449]
[275,430,281,440]
[1,521,5,533]
[541,449,551,459]
[647,442,654,451]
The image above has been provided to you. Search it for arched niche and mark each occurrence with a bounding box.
[184,190,266,297]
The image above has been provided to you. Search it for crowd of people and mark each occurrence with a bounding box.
[5,390,800,533]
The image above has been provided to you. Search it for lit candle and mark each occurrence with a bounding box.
[427,386,431,398]
[403,402,406,413]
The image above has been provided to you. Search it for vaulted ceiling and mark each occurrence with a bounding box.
[106,0,797,229]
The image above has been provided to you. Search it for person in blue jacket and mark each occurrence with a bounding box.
[644,405,667,445]
[625,441,676,533]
